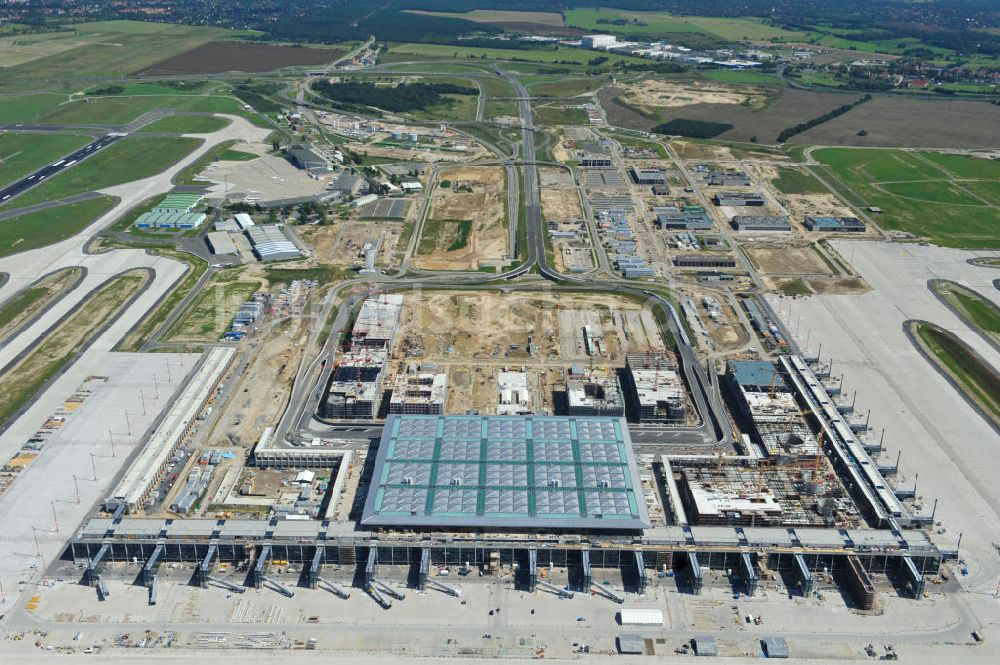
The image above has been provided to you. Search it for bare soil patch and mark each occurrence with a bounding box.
[744,245,832,275]
[138,41,342,76]
[807,276,870,294]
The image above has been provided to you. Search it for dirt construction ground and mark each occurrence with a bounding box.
[414,166,508,270]
[299,221,402,269]
[539,167,583,222]
[744,245,832,275]
[392,291,666,413]
[206,318,308,450]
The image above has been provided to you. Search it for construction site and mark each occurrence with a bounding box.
[413,166,509,271]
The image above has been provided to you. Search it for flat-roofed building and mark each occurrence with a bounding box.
[713,192,766,207]
[673,254,737,268]
[731,215,790,232]
[497,371,532,415]
[630,166,667,185]
[804,216,865,232]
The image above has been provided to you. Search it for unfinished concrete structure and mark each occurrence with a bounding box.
[624,353,687,423]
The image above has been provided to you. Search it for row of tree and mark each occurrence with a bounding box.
[313,80,476,113]
[776,94,871,143]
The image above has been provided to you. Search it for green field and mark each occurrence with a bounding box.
[0,196,117,258]
[813,148,1000,248]
[563,8,810,43]
[771,166,828,194]
[164,279,260,341]
[930,280,1000,351]
[0,268,83,342]
[142,114,231,133]
[3,137,201,208]
[117,249,207,352]
[534,104,588,126]
[0,21,248,84]
[911,320,1000,427]
[37,93,269,127]
[385,42,653,68]
[0,270,146,426]
[0,133,92,187]
[0,93,68,123]
[418,218,473,254]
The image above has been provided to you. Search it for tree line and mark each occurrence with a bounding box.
[776,95,872,143]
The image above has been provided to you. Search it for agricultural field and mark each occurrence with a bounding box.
[0,269,148,426]
[0,267,84,344]
[2,137,201,208]
[415,166,508,271]
[600,86,850,143]
[137,41,344,76]
[163,276,262,342]
[909,320,1000,429]
[791,97,1000,149]
[563,8,811,43]
[142,115,231,134]
[0,133,92,188]
[406,10,566,27]
[0,196,117,258]
[812,148,1000,248]
[382,42,651,69]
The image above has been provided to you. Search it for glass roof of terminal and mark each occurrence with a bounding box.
[360,415,649,531]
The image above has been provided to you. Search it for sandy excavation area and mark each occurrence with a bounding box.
[619,79,767,113]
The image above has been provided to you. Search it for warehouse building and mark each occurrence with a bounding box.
[705,170,751,187]
[246,225,302,261]
[624,353,687,423]
[389,369,447,415]
[581,34,618,50]
[730,215,791,232]
[205,231,238,256]
[673,255,737,268]
[713,192,766,207]
[655,211,713,231]
[288,144,327,171]
[360,414,650,531]
[567,371,625,417]
[133,193,205,230]
[804,216,865,232]
[630,166,667,185]
[329,171,366,196]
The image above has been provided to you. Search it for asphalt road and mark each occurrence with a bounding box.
[0,133,124,206]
